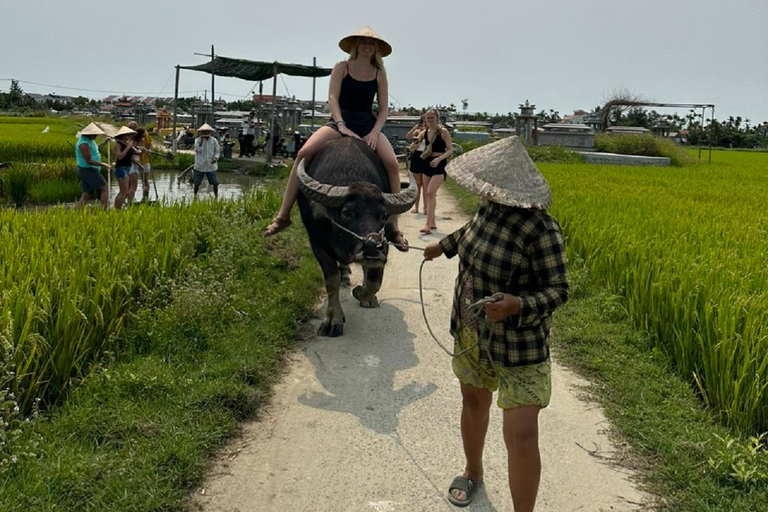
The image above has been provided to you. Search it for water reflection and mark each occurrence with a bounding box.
[110,170,260,203]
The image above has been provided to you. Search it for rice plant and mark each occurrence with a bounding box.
[543,150,768,434]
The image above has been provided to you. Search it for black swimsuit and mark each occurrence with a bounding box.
[325,63,378,138]
[422,127,448,178]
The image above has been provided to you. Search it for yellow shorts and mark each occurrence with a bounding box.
[452,324,551,410]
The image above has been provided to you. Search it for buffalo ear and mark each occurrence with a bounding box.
[296,160,350,209]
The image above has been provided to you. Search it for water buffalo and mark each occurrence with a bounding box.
[296,137,417,337]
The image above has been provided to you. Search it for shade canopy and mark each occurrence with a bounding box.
[180,56,332,82]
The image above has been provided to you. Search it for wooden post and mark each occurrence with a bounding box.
[266,62,278,162]
[211,45,215,119]
[172,65,180,155]
[257,81,263,147]
[311,57,317,130]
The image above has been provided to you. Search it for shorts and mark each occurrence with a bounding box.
[114,165,132,180]
[193,170,219,187]
[452,324,551,409]
[323,110,377,138]
[142,163,151,173]
[77,166,107,194]
[129,165,140,176]
[422,157,447,178]
[409,151,426,173]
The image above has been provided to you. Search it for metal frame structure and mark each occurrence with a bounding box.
[599,100,716,162]
[173,50,331,161]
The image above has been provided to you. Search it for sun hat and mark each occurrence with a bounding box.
[114,126,137,138]
[79,122,104,136]
[197,123,215,132]
[445,136,552,209]
[339,26,392,57]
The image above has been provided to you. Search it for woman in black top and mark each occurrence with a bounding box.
[406,116,427,213]
[264,27,408,251]
[417,108,453,235]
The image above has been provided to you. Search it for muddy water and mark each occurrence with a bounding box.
[109,169,262,203]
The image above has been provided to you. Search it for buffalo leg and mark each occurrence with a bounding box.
[353,265,384,309]
[313,249,345,337]
[338,263,351,288]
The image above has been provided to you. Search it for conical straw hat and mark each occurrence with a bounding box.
[197,123,215,132]
[114,126,137,138]
[339,26,392,57]
[79,122,104,136]
[446,136,551,209]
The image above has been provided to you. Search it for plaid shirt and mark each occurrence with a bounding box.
[439,200,569,367]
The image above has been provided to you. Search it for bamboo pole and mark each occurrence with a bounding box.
[311,57,316,130]
[266,62,278,162]
[172,65,180,155]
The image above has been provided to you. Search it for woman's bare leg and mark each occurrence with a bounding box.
[264,126,341,236]
[424,173,444,230]
[410,172,423,213]
[376,134,408,250]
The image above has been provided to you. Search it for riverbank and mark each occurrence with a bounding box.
[0,190,323,511]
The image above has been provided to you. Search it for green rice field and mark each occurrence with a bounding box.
[543,150,768,434]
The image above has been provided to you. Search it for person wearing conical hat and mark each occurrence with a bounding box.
[112,125,139,210]
[263,27,409,251]
[75,123,112,208]
[423,136,569,510]
[193,123,220,199]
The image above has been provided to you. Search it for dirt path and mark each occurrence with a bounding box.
[194,185,649,511]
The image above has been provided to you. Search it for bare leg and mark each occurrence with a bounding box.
[376,133,408,250]
[503,405,542,512]
[450,382,492,502]
[424,173,444,230]
[127,173,139,204]
[420,175,433,233]
[410,173,423,213]
[141,172,150,200]
[264,126,341,236]
[76,191,92,209]
[115,178,129,210]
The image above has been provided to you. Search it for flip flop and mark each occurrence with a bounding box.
[263,216,292,237]
[447,475,483,507]
[419,227,431,235]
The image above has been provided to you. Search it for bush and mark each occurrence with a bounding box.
[28,180,82,204]
[595,133,692,166]
[527,145,584,163]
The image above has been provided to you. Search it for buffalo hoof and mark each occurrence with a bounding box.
[318,320,344,337]
[352,286,380,308]
[340,275,351,288]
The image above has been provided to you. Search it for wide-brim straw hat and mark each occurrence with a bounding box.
[197,123,215,132]
[114,126,137,138]
[339,26,392,57]
[446,136,552,209]
[79,122,104,136]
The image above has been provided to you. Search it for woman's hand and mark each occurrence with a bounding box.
[363,130,379,150]
[430,157,441,168]
[423,242,444,261]
[483,294,521,322]
[338,124,361,140]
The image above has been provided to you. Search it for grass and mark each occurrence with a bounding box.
[443,150,768,511]
[595,133,693,166]
[0,188,323,511]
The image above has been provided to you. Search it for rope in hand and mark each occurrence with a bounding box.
[329,216,502,362]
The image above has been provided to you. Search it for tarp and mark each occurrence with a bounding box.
[180,56,332,82]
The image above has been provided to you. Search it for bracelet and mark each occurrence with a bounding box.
[336,120,346,125]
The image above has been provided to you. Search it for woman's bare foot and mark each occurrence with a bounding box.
[410,206,419,214]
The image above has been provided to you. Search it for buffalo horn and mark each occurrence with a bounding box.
[296,161,350,208]
[382,171,418,215]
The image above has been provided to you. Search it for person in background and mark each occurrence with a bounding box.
[406,115,426,213]
[75,122,111,208]
[423,136,569,511]
[112,125,139,210]
[240,113,255,157]
[417,108,453,234]
[193,123,220,199]
[128,121,153,201]
[262,27,408,252]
